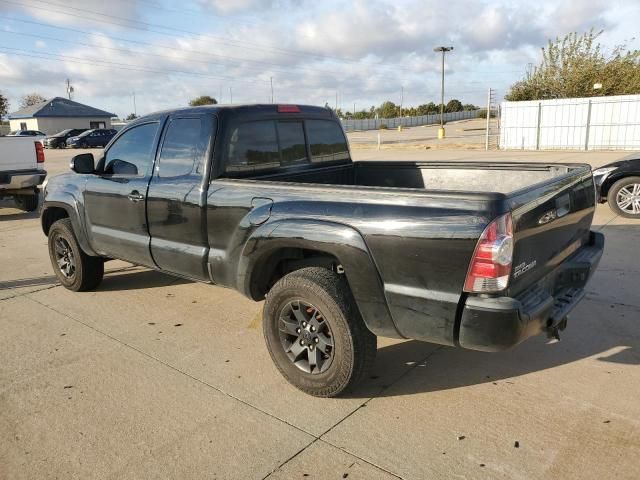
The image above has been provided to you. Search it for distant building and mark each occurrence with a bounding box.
[8,97,115,135]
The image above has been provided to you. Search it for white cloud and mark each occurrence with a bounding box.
[0,0,637,116]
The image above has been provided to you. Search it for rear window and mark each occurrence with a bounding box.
[225,120,280,173]
[278,121,307,166]
[306,120,349,163]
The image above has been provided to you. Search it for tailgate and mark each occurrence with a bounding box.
[507,165,596,296]
[0,137,38,172]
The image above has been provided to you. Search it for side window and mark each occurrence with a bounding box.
[225,120,279,173]
[306,120,349,163]
[104,123,159,176]
[157,118,203,179]
[277,121,307,165]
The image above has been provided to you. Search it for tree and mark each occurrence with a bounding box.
[377,101,398,118]
[463,103,478,111]
[445,99,463,112]
[20,93,47,108]
[0,92,8,118]
[126,113,138,121]
[189,95,218,106]
[506,30,640,101]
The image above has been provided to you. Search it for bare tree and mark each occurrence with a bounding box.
[0,92,9,118]
[20,93,47,109]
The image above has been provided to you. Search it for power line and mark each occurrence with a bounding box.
[2,0,461,78]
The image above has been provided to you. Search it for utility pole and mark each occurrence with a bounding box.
[229,87,233,104]
[433,46,453,139]
[132,92,137,116]
[219,85,223,103]
[400,86,404,118]
[65,78,74,100]
[335,90,338,111]
[270,77,274,103]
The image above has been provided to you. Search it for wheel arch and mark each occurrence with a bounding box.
[239,219,402,338]
[41,201,98,256]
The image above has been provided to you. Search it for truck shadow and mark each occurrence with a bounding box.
[0,268,189,292]
[351,327,639,398]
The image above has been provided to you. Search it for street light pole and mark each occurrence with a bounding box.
[433,46,453,139]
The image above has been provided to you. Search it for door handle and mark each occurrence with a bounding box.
[128,190,144,202]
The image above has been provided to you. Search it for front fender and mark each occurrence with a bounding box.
[239,219,403,339]
[41,188,98,257]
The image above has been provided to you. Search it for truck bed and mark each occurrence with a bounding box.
[250,161,583,196]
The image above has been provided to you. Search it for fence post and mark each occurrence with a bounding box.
[584,99,592,151]
[485,88,492,150]
[535,102,542,150]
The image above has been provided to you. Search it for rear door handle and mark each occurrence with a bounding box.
[128,190,144,202]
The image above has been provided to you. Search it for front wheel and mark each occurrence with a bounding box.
[607,176,640,218]
[263,267,377,397]
[48,218,104,291]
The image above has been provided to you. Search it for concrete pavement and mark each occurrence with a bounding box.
[1,148,639,479]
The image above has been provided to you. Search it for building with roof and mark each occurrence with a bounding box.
[8,97,115,135]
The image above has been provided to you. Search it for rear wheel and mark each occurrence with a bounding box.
[48,218,104,291]
[607,176,640,218]
[263,267,377,397]
[14,191,39,212]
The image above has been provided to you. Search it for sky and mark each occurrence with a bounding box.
[0,0,638,118]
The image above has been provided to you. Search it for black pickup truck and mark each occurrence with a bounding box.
[41,104,604,397]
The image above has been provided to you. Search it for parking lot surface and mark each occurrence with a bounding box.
[1,147,639,479]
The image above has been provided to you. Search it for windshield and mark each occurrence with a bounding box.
[77,130,95,138]
[52,129,73,137]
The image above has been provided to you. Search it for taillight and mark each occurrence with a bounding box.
[35,141,45,163]
[277,104,300,113]
[464,213,514,293]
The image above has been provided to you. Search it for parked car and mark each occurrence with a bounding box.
[41,104,604,397]
[44,129,88,149]
[66,129,117,148]
[593,154,640,218]
[7,129,46,138]
[0,136,46,211]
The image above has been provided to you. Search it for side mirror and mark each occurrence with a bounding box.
[70,153,95,174]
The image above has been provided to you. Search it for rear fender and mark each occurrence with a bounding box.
[239,219,402,338]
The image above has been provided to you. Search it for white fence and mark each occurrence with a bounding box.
[341,110,478,132]
[499,94,640,151]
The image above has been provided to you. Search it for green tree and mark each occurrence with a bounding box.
[189,95,218,106]
[0,92,8,118]
[126,113,138,121]
[445,99,463,112]
[20,93,46,108]
[463,103,478,111]
[377,101,398,118]
[506,30,640,101]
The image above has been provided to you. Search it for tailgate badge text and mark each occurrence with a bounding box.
[513,260,537,278]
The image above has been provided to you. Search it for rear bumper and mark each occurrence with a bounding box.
[458,231,604,352]
[0,169,47,193]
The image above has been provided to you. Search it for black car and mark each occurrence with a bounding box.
[44,129,88,148]
[593,153,640,218]
[41,104,603,397]
[66,129,117,148]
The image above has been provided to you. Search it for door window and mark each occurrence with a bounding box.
[104,123,159,176]
[306,120,349,163]
[277,121,307,166]
[225,120,279,173]
[157,118,203,178]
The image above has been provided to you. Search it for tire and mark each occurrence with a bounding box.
[607,176,640,218]
[14,191,39,212]
[48,218,104,291]
[81,141,88,149]
[263,267,377,397]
